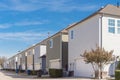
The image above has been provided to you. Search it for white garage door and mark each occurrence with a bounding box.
[49,59,61,69]
[75,58,94,78]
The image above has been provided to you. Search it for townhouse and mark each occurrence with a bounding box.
[3,4,120,78]
[46,29,68,73]
[67,4,120,78]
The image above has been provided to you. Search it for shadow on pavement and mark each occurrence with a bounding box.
[0,70,37,79]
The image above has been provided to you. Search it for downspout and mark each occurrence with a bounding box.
[100,14,103,48]
[25,52,27,71]
[60,32,62,69]
[33,49,35,72]
[99,13,103,79]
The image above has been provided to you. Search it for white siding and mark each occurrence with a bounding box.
[40,45,46,56]
[102,16,120,75]
[34,45,46,70]
[102,16,120,56]
[68,14,100,77]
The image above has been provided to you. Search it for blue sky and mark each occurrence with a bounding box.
[0,0,118,57]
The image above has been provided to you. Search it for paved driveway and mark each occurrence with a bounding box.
[0,70,112,80]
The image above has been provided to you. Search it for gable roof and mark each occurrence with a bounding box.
[99,4,120,16]
[67,4,120,30]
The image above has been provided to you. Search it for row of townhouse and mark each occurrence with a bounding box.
[3,39,47,73]
[3,29,68,74]
[3,4,120,78]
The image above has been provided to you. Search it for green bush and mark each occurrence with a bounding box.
[115,70,120,80]
[49,69,63,78]
[117,61,120,69]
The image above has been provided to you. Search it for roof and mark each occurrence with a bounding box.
[99,4,120,16]
[67,4,120,30]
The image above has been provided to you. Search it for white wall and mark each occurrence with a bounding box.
[102,16,120,75]
[68,14,100,77]
[34,45,46,70]
[102,16,120,56]
[40,45,46,56]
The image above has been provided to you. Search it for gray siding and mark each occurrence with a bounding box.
[46,34,61,69]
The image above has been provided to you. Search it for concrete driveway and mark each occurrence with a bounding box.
[0,70,112,80]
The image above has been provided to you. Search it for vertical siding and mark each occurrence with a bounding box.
[21,52,26,70]
[27,49,33,70]
[102,16,120,56]
[102,16,120,75]
[46,34,61,69]
[68,14,100,77]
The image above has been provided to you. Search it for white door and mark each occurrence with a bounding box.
[75,58,94,78]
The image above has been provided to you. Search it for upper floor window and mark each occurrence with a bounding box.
[49,39,53,48]
[108,19,115,33]
[117,20,120,34]
[70,30,74,39]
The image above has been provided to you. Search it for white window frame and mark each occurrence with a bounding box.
[108,19,115,33]
[49,39,53,48]
[117,20,120,34]
[70,30,74,39]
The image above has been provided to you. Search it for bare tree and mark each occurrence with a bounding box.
[0,56,7,68]
[81,46,114,79]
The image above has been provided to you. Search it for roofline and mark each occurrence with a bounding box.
[66,7,104,30]
[7,28,68,60]
[66,4,120,30]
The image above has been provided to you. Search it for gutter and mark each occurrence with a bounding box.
[100,14,103,47]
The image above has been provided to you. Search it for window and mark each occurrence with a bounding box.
[49,39,53,48]
[117,20,120,34]
[70,30,74,39]
[108,19,115,33]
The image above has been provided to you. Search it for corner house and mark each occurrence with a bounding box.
[67,4,120,78]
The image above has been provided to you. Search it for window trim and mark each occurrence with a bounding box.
[70,30,74,39]
[117,20,120,34]
[108,19,115,33]
[49,39,53,48]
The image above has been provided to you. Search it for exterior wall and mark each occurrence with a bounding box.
[102,15,120,76]
[34,45,40,70]
[34,45,46,70]
[10,58,15,70]
[102,16,120,56]
[21,52,26,70]
[27,49,34,70]
[17,54,22,70]
[46,34,61,69]
[68,14,100,77]
[15,55,18,69]
[49,59,61,69]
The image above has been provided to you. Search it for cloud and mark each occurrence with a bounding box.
[0,31,54,41]
[0,0,98,12]
[0,20,46,29]
[13,21,44,26]
[0,24,11,29]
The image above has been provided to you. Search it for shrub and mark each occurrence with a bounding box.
[115,70,120,80]
[49,69,63,78]
[117,61,120,70]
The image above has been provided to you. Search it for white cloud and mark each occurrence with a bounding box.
[0,24,11,29]
[0,31,54,41]
[0,20,46,29]
[0,0,98,12]
[13,21,44,26]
